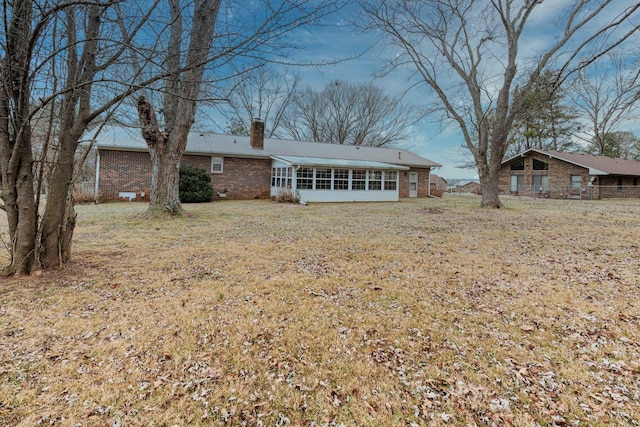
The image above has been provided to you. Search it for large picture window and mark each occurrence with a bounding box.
[291,167,402,192]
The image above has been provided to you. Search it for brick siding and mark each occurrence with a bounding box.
[499,153,596,199]
[98,149,432,202]
[398,168,431,198]
[598,176,640,198]
[499,153,640,199]
[97,150,152,201]
[98,149,272,201]
[211,157,271,200]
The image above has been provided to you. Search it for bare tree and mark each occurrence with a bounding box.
[136,0,344,217]
[1,0,160,276]
[224,66,302,138]
[571,54,640,156]
[280,80,418,147]
[359,0,640,207]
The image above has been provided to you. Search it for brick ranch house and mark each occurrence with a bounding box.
[499,148,640,199]
[429,174,448,193]
[94,121,441,203]
[454,180,481,194]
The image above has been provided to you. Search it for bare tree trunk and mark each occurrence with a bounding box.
[0,0,37,276]
[149,146,184,215]
[38,6,102,268]
[1,132,37,276]
[480,163,503,209]
[137,96,187,216]
[138,0,221,217]
[39,130,81,268]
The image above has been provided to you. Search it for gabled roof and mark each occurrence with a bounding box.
[430,174,447,183]
[95,127,441,169]
[503,148,640,176]
[456,180,480,187]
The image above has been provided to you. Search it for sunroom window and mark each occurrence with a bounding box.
[297,168,313,189]
[315,169,332,190]
[334,169,349,190]
[352,170,366,190]
[368,171,382,190]
[384,171,398,190]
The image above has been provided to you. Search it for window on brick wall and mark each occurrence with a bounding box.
[570,175,581,190]
[532,175,548,193]
[532,159,549,170]
[211,156,223,173]
[510,175,524,192]
[510,160,524,170]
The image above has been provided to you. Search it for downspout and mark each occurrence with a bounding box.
[427,169,432,197]
[94,149,100,203]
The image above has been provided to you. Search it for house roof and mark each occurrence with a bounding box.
[430,174,447,183]
[503,148,640,176]
[95,127,441,169]
[272,155,409,170]
[456,180,480,187]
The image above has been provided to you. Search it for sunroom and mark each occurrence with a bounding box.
[270,155,409,202]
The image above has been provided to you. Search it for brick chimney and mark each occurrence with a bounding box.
[250,118,265,149]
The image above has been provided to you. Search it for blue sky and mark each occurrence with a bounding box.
[253,2,640,180]
[283,18,472,179]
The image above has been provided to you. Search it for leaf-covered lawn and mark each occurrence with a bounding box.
[1,196,639,426]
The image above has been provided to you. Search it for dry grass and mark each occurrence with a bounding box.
[1,196,639,426]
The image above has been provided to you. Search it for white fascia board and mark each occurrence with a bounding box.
[588,168,608,175]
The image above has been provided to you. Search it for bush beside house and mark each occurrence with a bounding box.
[179,165,213,203]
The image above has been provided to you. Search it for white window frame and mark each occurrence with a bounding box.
[510,175,524,192]
[532,175,549,193]
[384,171,398,190]
[570,175,581,190]
[211,156,224,173]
